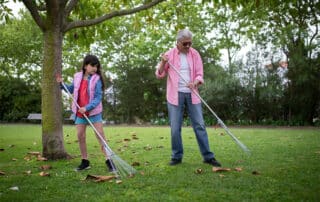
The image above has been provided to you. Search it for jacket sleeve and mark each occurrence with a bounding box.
[62,82,74,94]
[85,80,102,111]
[193,51,204,84]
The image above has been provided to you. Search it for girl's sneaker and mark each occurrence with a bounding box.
[75,159,91,171]
[105,159,117,172]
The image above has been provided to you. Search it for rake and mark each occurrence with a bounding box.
[60,81,137,178]
[167,61,250,154]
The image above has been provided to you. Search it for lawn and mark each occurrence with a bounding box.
[0,124,319,202]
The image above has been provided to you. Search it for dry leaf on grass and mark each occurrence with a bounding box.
[252,171,260,175]
[85,174,115,182]
[234,167,243,172]
[28,151,41,156]
[0,170,5,175]
[9,186,19,191]
[195,168,203,174]
[40,165,52,170]
[23,170,32,175]
[39,171,50,177]
[131,162,140,166]
[116,180,122,184]
[37,155,47,161]
[212,167,231,172]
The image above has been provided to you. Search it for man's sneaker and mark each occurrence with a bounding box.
[75,159,90,171]
[169,159,182,166]
[106,159,117,172]
[204,158,221,167]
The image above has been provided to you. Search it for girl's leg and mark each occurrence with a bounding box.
[76,124,88,159]
[92,122,116,172]
[92,122,108,158]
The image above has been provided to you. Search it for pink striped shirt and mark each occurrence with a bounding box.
[155,47,204,106]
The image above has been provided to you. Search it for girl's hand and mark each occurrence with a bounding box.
[78,107,86,114]
[56,74,63,83]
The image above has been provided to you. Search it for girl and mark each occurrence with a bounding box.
[57,54,115,172]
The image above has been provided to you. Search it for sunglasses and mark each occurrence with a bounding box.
[182,42,192,47]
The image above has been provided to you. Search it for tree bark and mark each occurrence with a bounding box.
[41,1,69,159]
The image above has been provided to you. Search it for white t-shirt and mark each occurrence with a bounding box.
[178,53,191,93]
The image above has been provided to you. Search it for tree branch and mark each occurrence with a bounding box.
[22,0,46,31]
[65,0,78,17]
[63,0,166,32]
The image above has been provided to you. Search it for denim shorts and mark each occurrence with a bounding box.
[74,113,102,125]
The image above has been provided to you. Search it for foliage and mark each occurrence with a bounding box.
[0,76,41,122]
[0,125,319,201]
[1,0,319,126]
[0,11,42,85]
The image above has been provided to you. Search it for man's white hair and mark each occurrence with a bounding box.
[176,29,193,41]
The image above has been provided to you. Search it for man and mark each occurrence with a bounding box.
[155,29,221,167]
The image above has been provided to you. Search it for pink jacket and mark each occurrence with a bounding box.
[72,72,102,116]
[155,47,204,106]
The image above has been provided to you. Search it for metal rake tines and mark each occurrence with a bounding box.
[102,144,137,178]
[111,154,137,178]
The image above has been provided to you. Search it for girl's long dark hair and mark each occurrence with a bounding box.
[81,54,105,90]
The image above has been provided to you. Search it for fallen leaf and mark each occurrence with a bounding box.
[28,151,41,156]
[0,170,5,175]
[234,167,242,172]
[24,156,32,161]
[144,161,150,166]
[37,155,47,161]
[40,165,52,170]
[143,145,152,151]
[252,171,260,175]
[9,186,19,191]
[85,174,115,182]
[212,167,231,172]
[131,162,140,166]
[116,179,122,184]
[195,168,203,174]
[23,170,32,175]
[39,171,50,177]
[130,132,136,136]
[12,158,17,161]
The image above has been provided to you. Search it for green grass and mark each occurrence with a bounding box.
[0,124,319,202]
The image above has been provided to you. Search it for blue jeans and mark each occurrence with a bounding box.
[167,92,215,161]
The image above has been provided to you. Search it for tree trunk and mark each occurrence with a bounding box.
[41,5,69,160]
